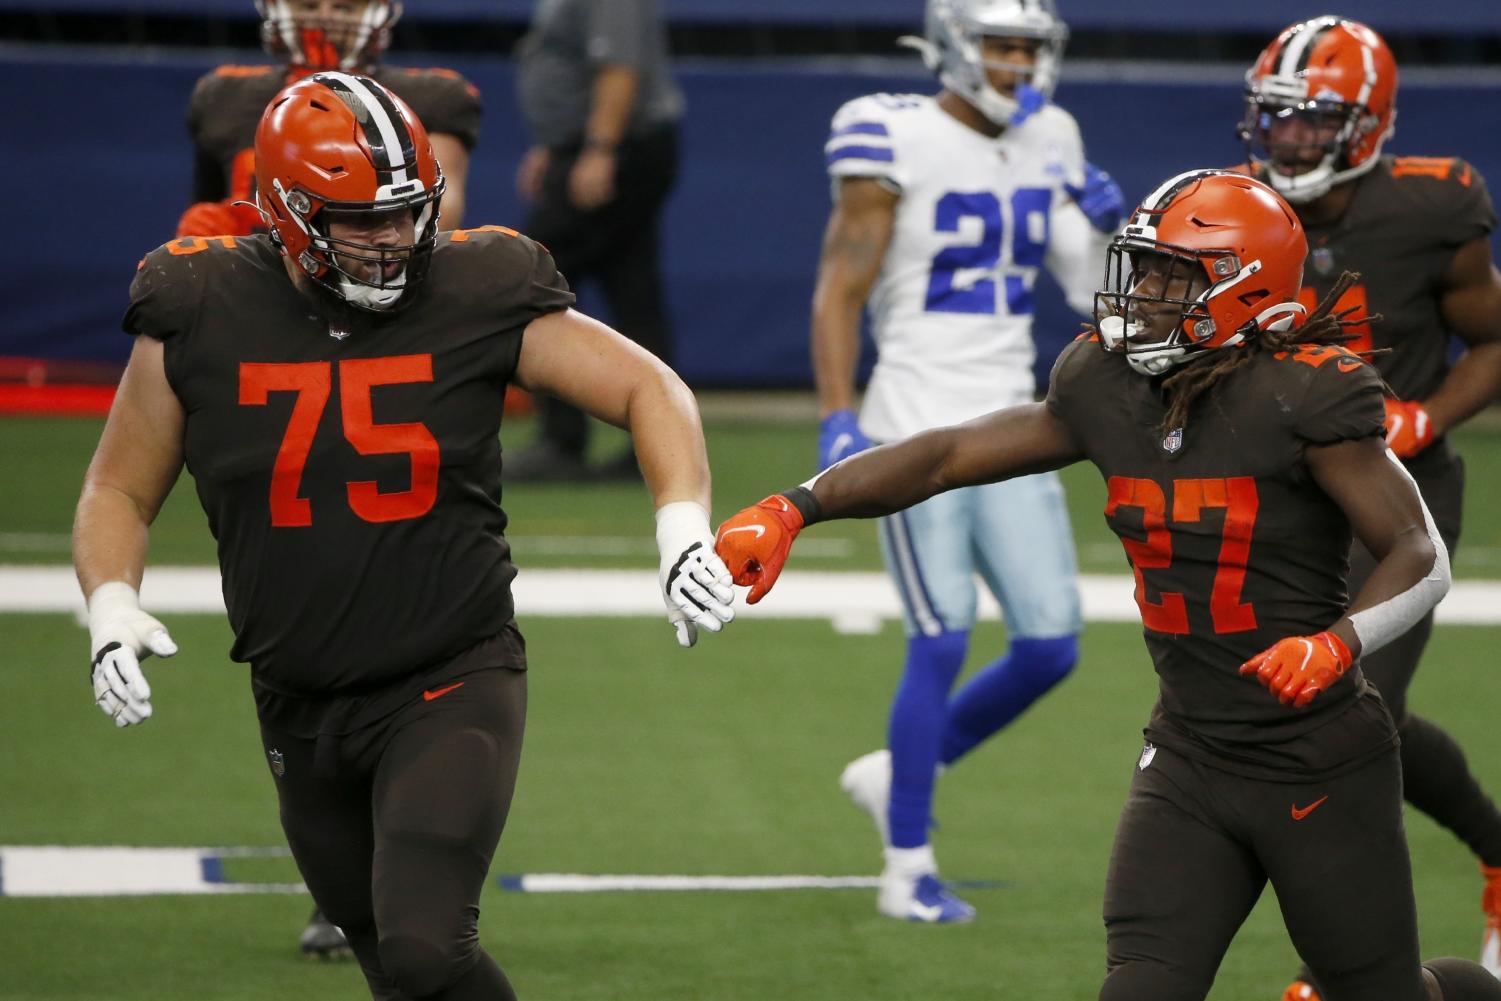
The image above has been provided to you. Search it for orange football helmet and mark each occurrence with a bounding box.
[1096,169,1307,376]
[1240,15,1398,203]
[255,71,444,312]
[257,0,400,73]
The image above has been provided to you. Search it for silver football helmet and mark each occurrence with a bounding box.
[902,0,1068,127]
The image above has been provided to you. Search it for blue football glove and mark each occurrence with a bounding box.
[1064,162,1126,233]
[817,409,871,472]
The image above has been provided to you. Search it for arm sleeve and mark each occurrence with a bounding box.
[1293,349,1388,445]
[824,95,907,193]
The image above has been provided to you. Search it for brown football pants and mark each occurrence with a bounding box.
[1099,744,1428,1001]
[258,666,526,1000]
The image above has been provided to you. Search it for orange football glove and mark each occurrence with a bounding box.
[175,200,264,238]
[1383,398,1434,458]
[714,494,806,604]
[1239,630,1353,708]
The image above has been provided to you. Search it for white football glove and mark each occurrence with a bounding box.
[87,581,177,727]
[656,501,735,648]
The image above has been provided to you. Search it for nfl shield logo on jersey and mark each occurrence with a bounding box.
[1162,427,1184,453]
[1311,246,1336,276]
[268,748,285,778]
[1138,743,1157,771]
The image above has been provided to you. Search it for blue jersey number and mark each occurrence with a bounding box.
[924,188,1051,316]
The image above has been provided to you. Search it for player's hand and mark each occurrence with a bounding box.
[714,494,806,605]
[87,582,178,727]
[817,409,871,472]
[1383,399,1435,458]
[175,200,260,238]
[656,502,735,648]
[1064,162,1126,233]
[1238,630,1353,709]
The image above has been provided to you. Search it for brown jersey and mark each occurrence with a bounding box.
[1046,335,1396,779]
[186,64,482,204]
[1292,156,1495,403]
[123,227,573,700]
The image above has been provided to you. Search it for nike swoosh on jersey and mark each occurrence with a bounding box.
[721,525,767,540]
[1290,795,1329,821]
[422,681,466,702]
[1336,359,1362,372]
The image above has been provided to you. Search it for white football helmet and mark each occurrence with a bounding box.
[902,0,1068,127]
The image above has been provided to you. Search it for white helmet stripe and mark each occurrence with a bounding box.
[315,71,411,185]
[1277,18,1329,78]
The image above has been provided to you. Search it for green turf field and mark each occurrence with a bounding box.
[4,413,1501,999]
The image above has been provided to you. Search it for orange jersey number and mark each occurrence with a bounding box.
[1296,282,1373,355]
[239,356,440,527]
[1106,475,1261,636]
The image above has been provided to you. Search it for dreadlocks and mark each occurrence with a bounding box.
[1157,270,1381,435]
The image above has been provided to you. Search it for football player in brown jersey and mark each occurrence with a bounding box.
[178,0,480,241]
[715,169,1501,1001]
[1238,16,1501,997]
[181,3,482,954]
[74,73,735,1001]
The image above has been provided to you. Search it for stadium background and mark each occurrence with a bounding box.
[3,3,1501,999]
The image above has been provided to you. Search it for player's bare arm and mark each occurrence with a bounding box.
[1424,236,1501,434]
[428,132,468,230]
[515,308,709,509]
[72,335,185,726]
[1306,435,1450,658]
[810,177,897,417]
[515,307,734,645]
[73,336,185,597]
[808,402,1081,519]
[715,403,1081,602]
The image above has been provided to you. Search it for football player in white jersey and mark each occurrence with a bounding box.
[812,0,1125,923]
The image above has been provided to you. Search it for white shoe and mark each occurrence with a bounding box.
[877,869,976,924]
[840,749,892,848]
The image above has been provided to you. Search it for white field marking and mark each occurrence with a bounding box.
[512,535,853,558]
[499,874,885,893]
[0,847,1006,899]
[0,845,302,898]
[6,564,1501,625]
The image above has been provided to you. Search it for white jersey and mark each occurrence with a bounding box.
[825,93,1108,441]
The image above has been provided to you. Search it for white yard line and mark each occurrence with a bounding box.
[6,564,1501,626]
[0,845,1004,897]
